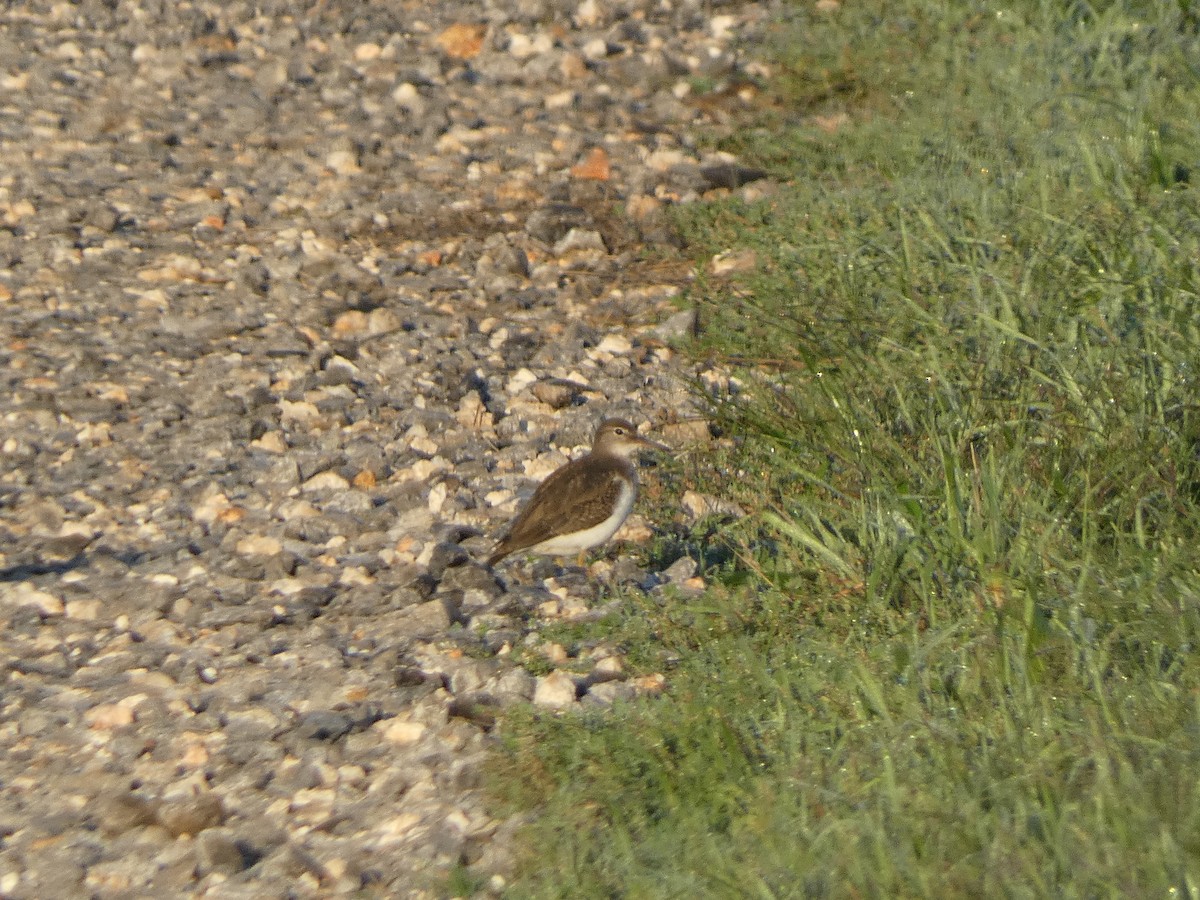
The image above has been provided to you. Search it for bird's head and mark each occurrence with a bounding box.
[592,418,669,458]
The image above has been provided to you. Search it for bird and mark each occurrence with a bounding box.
[487,417,668,567]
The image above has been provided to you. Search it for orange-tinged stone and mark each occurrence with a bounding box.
[352,470,377,489]
[332,310,370,336]
[571,146,611,181]
[435,23,485,60]
[632,673,666,694]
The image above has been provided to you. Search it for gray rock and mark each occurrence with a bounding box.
[583,681,638,707]
[195,827,250,875]
[156,793,227,838]
[525,204,594,244]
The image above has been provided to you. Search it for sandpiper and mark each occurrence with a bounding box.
[487,418,668,567]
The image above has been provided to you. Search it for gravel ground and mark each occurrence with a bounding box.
[0,1,775,896]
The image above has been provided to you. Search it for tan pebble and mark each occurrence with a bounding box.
[613,516,653,543]
[65,599,102,620]
[409,433,439,457]
[380,720,426,746]
[352,469,376,489]
[252,430,287,453]
[427,482,447,515]
[325,148,360,174]
[235,534,282,556]
[75,422,112,446]
[559,52,588,80]
[393,81,422,108]
[456,390,494,431]
[645,148,687,171]
[593,656,623,677]
[303,470,350,492]
[710,14,736,39]
[0,70,26,91]
[554,228,606,255]
[353,42,382,61]
[681,490,744,520]
[524,451,568,480]
[574,0,604,26]
[377,812,422,843]
[596,333,632,354]
[85,703,136,730]
[295,325,320,346]
[192,493,231,525]
[506,367,537,395]
[324,857,349,880]
[626,194,661,220]
[6,583,64,616]
[279,398,320,424]
[366,308,399,334]
[338,566,374,586]
[581,37,608,60]
[533,670,578,709]
[404,457,450,482]
[541,642,568,663]
[180,741,210,769]
[709,248,758,276]
[560,599,590,620]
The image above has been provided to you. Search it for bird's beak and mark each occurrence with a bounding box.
[634,433,670,453]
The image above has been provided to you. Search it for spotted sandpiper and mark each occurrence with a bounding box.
[487,418,668,567]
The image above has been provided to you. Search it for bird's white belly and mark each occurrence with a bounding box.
[529,479,635,556]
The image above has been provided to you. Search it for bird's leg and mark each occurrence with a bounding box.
[576,550,586,568]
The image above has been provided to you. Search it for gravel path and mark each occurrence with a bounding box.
[0,1,773,895]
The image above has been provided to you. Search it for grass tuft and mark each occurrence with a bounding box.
[486,1,1200,896]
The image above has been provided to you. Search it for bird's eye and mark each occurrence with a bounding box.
[614,427,625,435]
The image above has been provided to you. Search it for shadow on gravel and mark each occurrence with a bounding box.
[0,545,147,582]
[0,555,90,582]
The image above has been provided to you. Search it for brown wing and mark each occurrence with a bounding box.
[488,456,631,564]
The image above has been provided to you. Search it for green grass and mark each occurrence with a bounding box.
[485,1,1200,896]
